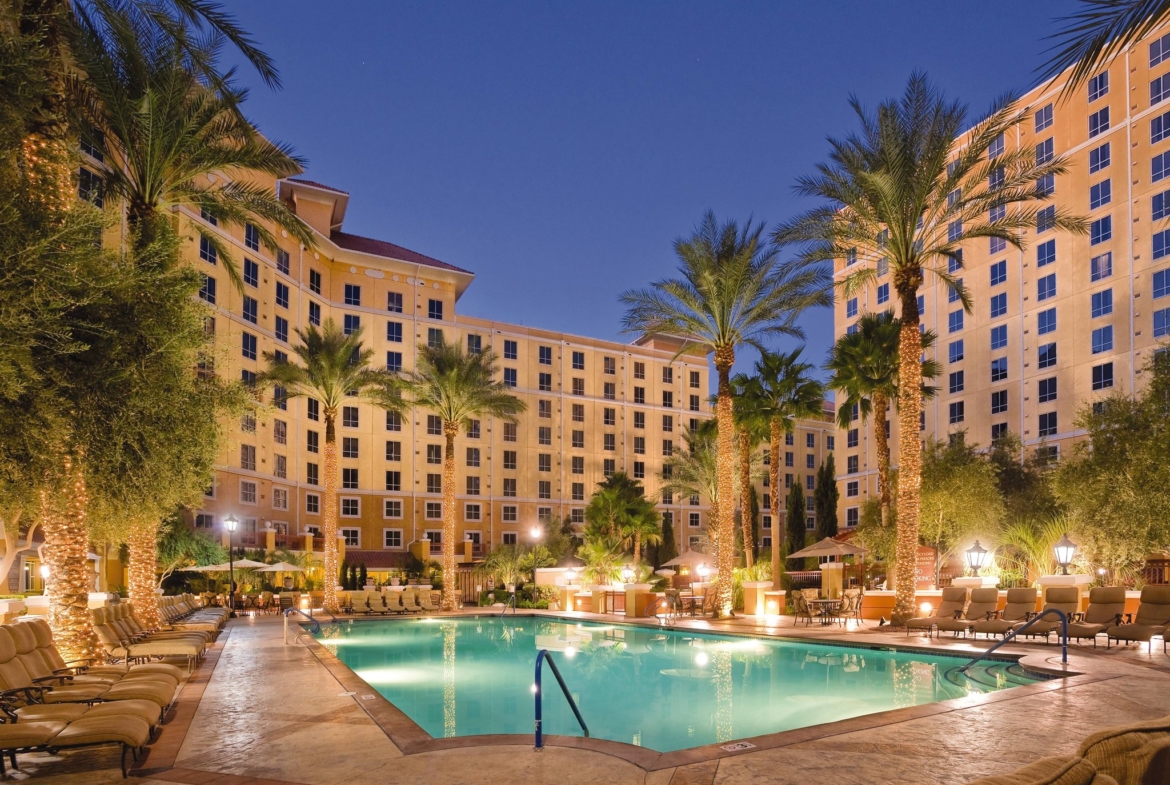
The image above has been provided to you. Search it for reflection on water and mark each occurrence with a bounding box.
[322,618,1038,753]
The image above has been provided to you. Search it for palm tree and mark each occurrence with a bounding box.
[775,73,1084,623]
[661,422,721,541]
[577,537,623,586]
[258,319,400,613]
[401,337,525,611]
[72,19,312,281]
[737,349,826,587]
[622,212,829,616]
[619,499,662,564]
[729,376,769,568]
[1042,0,1170,95]
[827,311,940,528]
[584,484,629,541]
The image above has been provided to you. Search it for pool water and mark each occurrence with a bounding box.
[316,617,1042,752]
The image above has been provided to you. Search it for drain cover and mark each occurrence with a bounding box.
[361,694,376,700]
[720,741,756,752]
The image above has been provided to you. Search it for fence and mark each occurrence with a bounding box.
[1141,559,1170,585]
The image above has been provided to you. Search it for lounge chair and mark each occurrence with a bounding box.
[961,756,1115,785]
[92,612,204,674]
[365,592,388,615]
[1015,586,1080,641]
[0,713,153,778]
[348,592,370,616]
[401,590,423,614]
[937,588,1000,637]
[1067,587,1127,647]
[1107,585,1170,653]
[383,592,405,615]
[419,590,441,612]
[21,618,183,684]
[972,587,1037,639]
[906,587,969,637]
[1077,714,1170,785]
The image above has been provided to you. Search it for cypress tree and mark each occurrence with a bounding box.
[814,454,840,539]
[658,513,678,568]
[786,476,806,557]
[359,563,368,588]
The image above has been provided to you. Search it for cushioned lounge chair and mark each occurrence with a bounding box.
[348,593,370,615]
[383,592,405,614]
[1014,586,1079,641]
[21,618,183,684]
[960,756,1117,785]
[906,587,968,637]
[1067,587,1127,647]
[836,589,863,626]
[365,592,388,615]
[419,591,441,612]
[401,590,423,614]
[972,587,1037,639]
[1078,714,1170,785]
[1106,585,1170,653]
[937,587,1000,637]
[92,613,203,674]
[0,713,153,778]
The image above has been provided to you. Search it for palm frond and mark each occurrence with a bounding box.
[1040,0,1170,97]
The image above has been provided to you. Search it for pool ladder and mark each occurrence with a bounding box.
[500,593,517,617]
[533,649,589,750]
[957,608,1069,673]
[283,608,321,645]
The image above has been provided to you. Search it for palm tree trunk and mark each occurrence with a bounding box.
[19,0,74,216]
[321,412,340,613]
[634,532,641,564]
[127,518,162,629]
[713,347,736,617]
[873,390,891,525]
[738,428,754,569]
[892,297,923,625]
[769,419,782,590]
[441,422,459,611]
[40,454,100,664]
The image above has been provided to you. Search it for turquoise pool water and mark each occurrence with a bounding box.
[316,617,1042,752]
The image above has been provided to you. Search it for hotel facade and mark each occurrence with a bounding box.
[833,22,1170,520]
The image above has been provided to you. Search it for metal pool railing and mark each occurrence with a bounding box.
[958,608,1069,672]
[533,649,588,750]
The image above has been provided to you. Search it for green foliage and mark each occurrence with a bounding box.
[919,436,1004,582]
[583,472,660,563]
[400,337,526,429]
[156,513,227,585]
[576,536,623,586]
[814,454,840,539]
[997,515,1070,585]
[358,564,367,588]
[785,479,806,556]
[988,432,1058,521]
[747,485,761,561]
[738,348,827,435]
[661,424,720,511]
[656,510,678,568]
[480,545,526,588]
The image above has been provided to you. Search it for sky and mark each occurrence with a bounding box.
[225,0,1066,382]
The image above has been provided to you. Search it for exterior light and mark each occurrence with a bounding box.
[696,564,710,580]
[620,566,634,584]
[529,526,542,540]
[38,564,50,580]
[1053,534,1077,575]
[565,567,578,584]
[223,515,239,533]
[224,515,239,618]
[965,541,989,576]
[920,602,933,615]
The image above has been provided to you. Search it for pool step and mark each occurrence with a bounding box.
[944,661,1034,692]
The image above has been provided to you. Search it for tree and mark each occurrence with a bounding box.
[814,455,840,540]
[623,213,828,616]
[401,337,525,610]
[775,73,1084,623]
[583,473,660,563]
[576,537,623,586]
[1041,1,1170,96]
[919,436,1004,586]
[259,319,400,613]
[657,512,678,568]
[1053,352,1170,574]
[661,423,720,539]
[785,477,806,558]
[730,375,769,568]
[737,348,826,585]
[620,502,662,564]
[481,545,525,589]
[827,311,939,525]
[987,432,1059,521]
[156,514,227,586]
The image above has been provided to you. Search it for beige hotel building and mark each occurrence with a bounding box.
[834,22,1170,520]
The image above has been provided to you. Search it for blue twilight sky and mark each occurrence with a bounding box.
[225,0,1066,381]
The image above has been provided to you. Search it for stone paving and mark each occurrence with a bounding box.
[9,611,1170,785]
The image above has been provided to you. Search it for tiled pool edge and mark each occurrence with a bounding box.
[296,615,1118,772]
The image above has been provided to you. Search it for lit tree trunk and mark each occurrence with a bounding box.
[19,0,73,216]
[769,418,782,590]
[873,390,891,526]
[441,422,459,611]
[321,411,340,613]
[41,454,100,664]
[713,347,736,617]
[738,428,754,569]
[893,296,923,625]
[633,532,641,564]
[127,518,162,629]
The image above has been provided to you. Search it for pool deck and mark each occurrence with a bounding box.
[14,610,1170,785]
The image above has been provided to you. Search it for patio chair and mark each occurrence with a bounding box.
[836,589,863,626]
[1067,587,1127,647]
[383,592,405,615]
[937,588,1000,637]
[1015,586,1080,641]
[278,595,294,614]
[401,590,423,614]
[906,587,969,637]
[92,611,203,674]
[1077,714,1170,785]
[419,590,441,612]
[1106,585,1170,653]
[791,592,815,626]
[972,587,1037,639]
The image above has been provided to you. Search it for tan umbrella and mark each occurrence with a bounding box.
[662,551,711,567]
[231,559,269,569]
[256,561,305,573]
[787,537,865,560]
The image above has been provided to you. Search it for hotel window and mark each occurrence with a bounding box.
[383,527,403,547]
[991,357,1008,382]
[689,394,700,412]
[243,296,258,324]
[605,356,617,374]
[633,461,645,479]
[1157,307,1170,337]
[1091,289,1113,318]
[1037,206,1055,232]
[240,444,256,471]
[948,370,964,394]
[308,301,320,326]
[308,269,321,295]
[385,471,401,492]
[662,439,674,457]
[466,476,480,495]
[1090,179,1111,209]
[241,369,256,387]
[847,455,859,474]
[877,283,889,304]
[570,403,585,423]
[387,292,403,313]
[690,370,700,388]
[1090,252,1113,283]
[1035,173,1053,196]
[1037,307,1057,335]
[386,321,402,343]
[539,427,552,446]
[467,334,482,354]
[306,493,319,513]
[502,340,518,360]
[806,476,815,492]
[785,451,794,467]
[1153,31,1170,67]
[427,414,442,435]
[1092,325,1113,354]
[846,298,858,318]
[805,433,815,449]
[1035,103,1053,131]
[272,419,288,446]
[948,402,964,424]
[426,445,441,465]
[597,408,612,427]
[1089,142,1110,173]
[990,293,1007,318]
[991,423,1009,442]
[689,512,701,529]
[1038,376,1058,404]
[273,248,289,274]
[342,468,358,490]
[1037,274,1056,302]
[1088,71,1109,101]
[1157,269,1170,299]
[947,219,962,242]
[340,525,360,546]
[846,481,859,498]
[603,433,615,451]
[990,236,1006,254]
[1156,230,1170,262]
[538,454,551,472]
[274,316,288,344]
[1156,112,1170,145]
[634,362,645,379]
[662,391,673,408]
[428,299,444,320]
[466,447,480,468]
[241,332,257,360]
[948,310,963,333]
[571,456,584,474]
[426,502,442,520]
[502,507,518,526]
[805,454,815,469]
[240,480,257,504]
[242,222,260,251]
[1038,342,1058,369]
[342,406,359,427]
[990,325,1008,351]
[569,482,585,502]
[504,423,517,442]
[1090,216,1112,245]
[571,430,585,449]
[1154,73,1170,106]
[307,430,319,454]
[198,274,216,304]
[503,478,516,497]
[603,459,615,478]
[386,411,401,431]
[1088,107,1109,137]
[603,382,615,400]
[465,419,480,439]
[500,449,517,471]
[877,256,890,276]
[988,132,1004,158]
[1092,362,1115,390]
[1035,137,1053,164]
[465,504,482,522]
[1156,152,1170,184]
[572,351,585,370]
[663,366,673,384]
[503,368,517,387]
[427,328,443,348]
[386,352,402,372]
[427,473,441,493]
[990,260,1006,286]
[1038,412,1058,438]
[633,386,645,404]
[847,429,858,449]
[948,340,964,363]
[538,400,552,419]
[242,258,259,288]
[662,414,673,432]
[342,437,359,458]
[538,346,552,365]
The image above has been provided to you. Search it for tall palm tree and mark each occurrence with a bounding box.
[737,349,826,588]
[622,211,829,616]
[827,311,940,528]
[1042,0,1170,95]
[258,319,400,613]
[619,498,662,564]
[729,376,769,568]
[72,19,312,280]
[775,73,1084,623]
[661,422,721,551]
[401,337,525,611]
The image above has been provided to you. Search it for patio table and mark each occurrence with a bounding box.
[807,598,842,626]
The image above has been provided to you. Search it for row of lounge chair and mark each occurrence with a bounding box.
[342,590,441,615]
[907,585,1170,651]
[91,595,230,673]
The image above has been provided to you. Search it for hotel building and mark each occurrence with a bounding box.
[833,22,1170,520]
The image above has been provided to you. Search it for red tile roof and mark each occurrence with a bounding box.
[285,178,349,195]
[330,231,472,275]
[342,550,411,570]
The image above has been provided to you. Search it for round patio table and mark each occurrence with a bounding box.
[807,598,842,626]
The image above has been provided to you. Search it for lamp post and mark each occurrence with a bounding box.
[565,567,578,585]
[965,541,989,577]
[620,565,634,585]
[529,525,543,541]
[224,515,238,618]
[1053,534,1077,576]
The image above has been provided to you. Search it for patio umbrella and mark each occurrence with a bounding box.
[787,537,865,560]
[181,564,223,572]
[255,561,305,572]
[654,569,677,577]
[231,559,269,569]
[661,551,711,568]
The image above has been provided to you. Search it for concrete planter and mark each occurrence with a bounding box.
[741,581,773,616]
[0,600,25,623]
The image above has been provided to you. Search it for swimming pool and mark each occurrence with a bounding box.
[316,617,1044,752]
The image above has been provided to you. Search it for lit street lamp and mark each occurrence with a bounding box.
[224,515,239,618]
[965,541,989,577]
[1053,534,1077,576]
[620,565,634,585]
[529,525,543,541]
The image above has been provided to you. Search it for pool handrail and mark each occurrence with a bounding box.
[644,596,673,622]
[534,649,588,750]
[958,608,1068,673]
[500,593,517,617]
